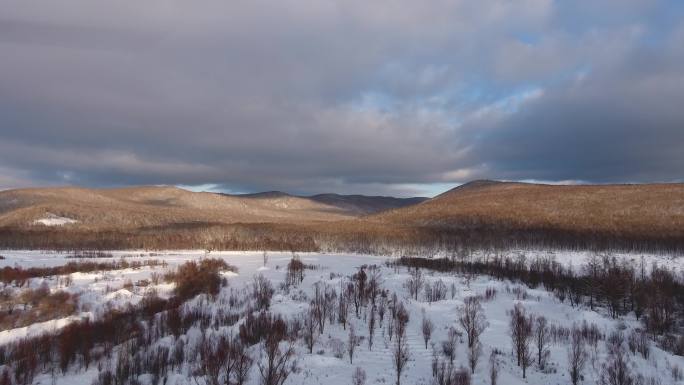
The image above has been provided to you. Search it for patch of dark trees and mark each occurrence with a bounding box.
[2,220,684,255]
[394,254,684,356]
[305,223,684,255]
[0,224,319,252]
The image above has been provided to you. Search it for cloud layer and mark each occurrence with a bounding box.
[1,0,683,196]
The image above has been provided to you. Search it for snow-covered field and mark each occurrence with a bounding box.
[1,250,682,385]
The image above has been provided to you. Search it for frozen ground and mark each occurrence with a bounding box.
[0,250,682,385]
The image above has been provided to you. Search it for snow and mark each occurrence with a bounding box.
[0,249,682,385]
[32,213,78,226]
[0,312,92,345]
[103,288,134,301]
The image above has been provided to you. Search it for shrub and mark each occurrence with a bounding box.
[165,258,236,300]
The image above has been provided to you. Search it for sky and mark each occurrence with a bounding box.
[1,1,683,197]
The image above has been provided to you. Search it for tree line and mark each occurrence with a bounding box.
[3,218,684,255]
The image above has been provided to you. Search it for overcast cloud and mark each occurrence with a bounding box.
[1,0,683,196]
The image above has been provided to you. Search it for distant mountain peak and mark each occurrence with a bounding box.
[227,191,427,214]
[309,193,428,214]
[235,191,292,199]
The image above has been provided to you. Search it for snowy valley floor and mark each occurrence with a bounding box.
[0,250,683,385]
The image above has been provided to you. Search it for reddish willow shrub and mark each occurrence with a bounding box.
[164,258,237,301]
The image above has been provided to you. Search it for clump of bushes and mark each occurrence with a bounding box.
[0,284,78,330]
[239,311,287,345]
[165,258,237,301]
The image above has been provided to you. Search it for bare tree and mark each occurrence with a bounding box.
[425,279,448,303]
[433,359,450,385]
[442,327,459,364]
[433,359,471,385]
[395,302,410,342]
[233,344,253,385]
[568,328,587,385]
[311,281,334,334]
[423,281,432,303]
[489,351,499,385]
[387,314,395,341]
[509,303,533,378]
[352,367,366,385]
[367,266,383,306]
[600,332,634,385]
[468,341,481,374]
[393,301,411,385]
[225,338,253,385]
[406,268,424,300]
[285,255,305,286]
[534,315,550,370]
[583,253,601,310]
[263,251,268,267]
[627,330,650,359]
[422,314,434,349]
[348,280,361,318]
[252,274,275,311]
[257,335,295,385]
[459,297,488,348]
[368,306,376,350]
[353,267,367,313]
[327,287,338,324]
[303,309,317,354]
[348,326,358,364]
[198,337,224,385]
[387,293,397,341]
[196,336,253,385]
[377,294,387,325]
[393,330,410,385]
[338,292,349,330]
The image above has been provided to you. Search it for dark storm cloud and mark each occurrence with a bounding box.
[465,26,684,184]
[0,0,683,196]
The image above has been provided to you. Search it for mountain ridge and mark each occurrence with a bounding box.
[0,185,427,230]
[2,180,684,252]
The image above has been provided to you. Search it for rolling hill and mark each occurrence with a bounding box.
[1,181,683,252]
[0,186,340,231]
[367,180,684,234]
[0,185,425,231]
[359,180,684,250]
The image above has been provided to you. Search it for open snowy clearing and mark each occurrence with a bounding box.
[0,250,682,385]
